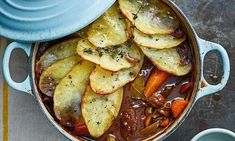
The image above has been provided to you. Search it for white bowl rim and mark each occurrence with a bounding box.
[191,128,235,141]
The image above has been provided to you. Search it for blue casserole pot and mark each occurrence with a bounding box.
[0,0,116,42]
[2,0,230,141]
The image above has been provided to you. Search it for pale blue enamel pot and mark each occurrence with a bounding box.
[0,0,116,42]
[191,128,235,141]
[2,0,230,141]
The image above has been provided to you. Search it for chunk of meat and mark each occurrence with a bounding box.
[120,107,137,140]
[177,43,192,66]
[148,93,166,108]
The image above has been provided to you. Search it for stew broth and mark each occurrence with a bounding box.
[36,41,194,141]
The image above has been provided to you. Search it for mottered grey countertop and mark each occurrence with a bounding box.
[0,0,234,141]
[166,0,235,141]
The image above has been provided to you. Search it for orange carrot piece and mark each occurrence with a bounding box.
[171,99,188,118]
[144,115,152,127]
[160,118,170,127]
[144,68,170,98]
[179,82,192,94]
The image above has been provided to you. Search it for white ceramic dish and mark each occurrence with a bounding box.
[191,128,235,141]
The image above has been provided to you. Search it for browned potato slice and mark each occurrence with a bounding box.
[74,26,90,38]
[77,39,141,71]
[82,86,123,137]
[36,38,80,73]
[139,46,192,76]
[39,56,82,97]
[53,61,95,125]
[89,52,144,94]
[119,0,179,34]
[133,28,185,49]
[87,3,128,47]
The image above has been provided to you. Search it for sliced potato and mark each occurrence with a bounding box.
[82,86,123,137]
[77,39,141,71]
[139,46,192,76]
[87,3,128,47]
[133,28,185,49]
[90,52,144,94]
[36,38,80,73]
[39,56,82,97]
[119,0,179,34]
[53,61,95,125]
[75,26,90,38]
[125,20,185,49]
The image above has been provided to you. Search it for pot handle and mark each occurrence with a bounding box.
[196,38,230,101]
[2,42,33,96]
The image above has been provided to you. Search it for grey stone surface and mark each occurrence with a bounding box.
[1,0,234,141]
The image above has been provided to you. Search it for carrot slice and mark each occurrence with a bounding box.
[171,99,188,118]
[73,123,89,135]
[144,68,170,98]
[144,115,152,127]
[160,118,170,127]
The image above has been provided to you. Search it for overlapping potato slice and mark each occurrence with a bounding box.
[90,52,144,94]
[82,86,123,137]
[53,61,95,125]
[125,19,185,49]
[119,0,179,34]
[36,38,80,73]
[133,28,185,49]
[87,3,128,47]
[39,56,82,97]
[75,26,90,38]
[139,46,192,76]
[77,39,141,71]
